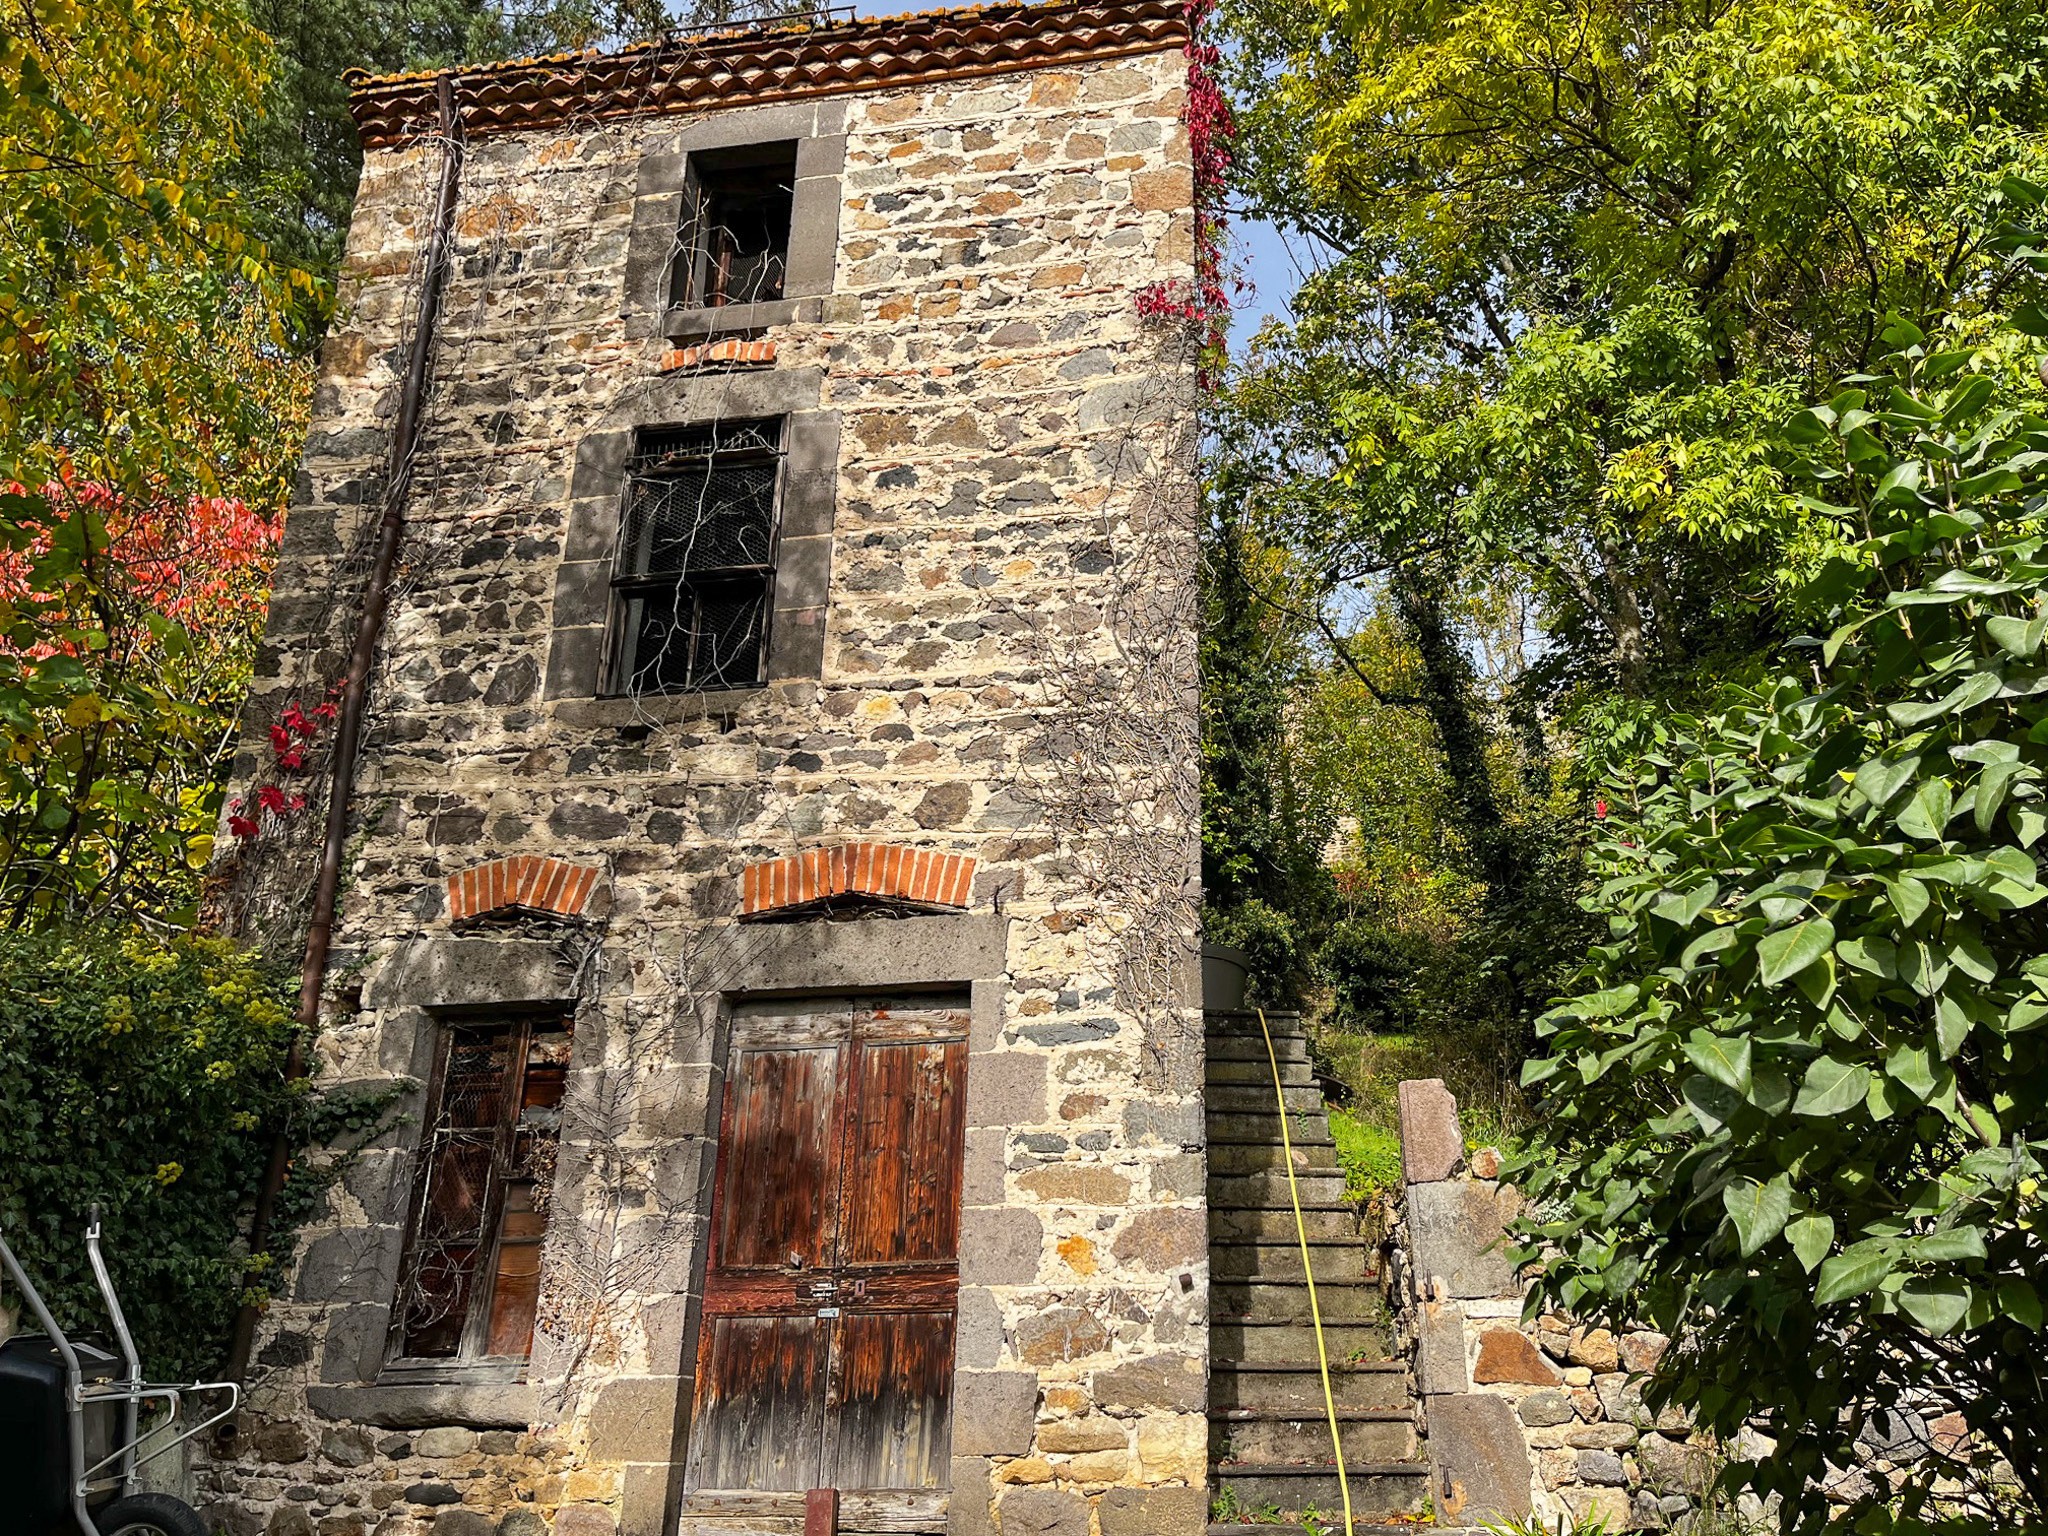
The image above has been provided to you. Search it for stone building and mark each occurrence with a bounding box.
[202,4,1211,1534]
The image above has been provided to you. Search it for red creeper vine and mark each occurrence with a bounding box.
[227,684,341,839]
[1137,0,1237,383]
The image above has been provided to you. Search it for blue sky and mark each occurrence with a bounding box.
[1230,216,1312,345]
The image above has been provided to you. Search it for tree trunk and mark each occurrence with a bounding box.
[1388,571,1514,897]
[1598,532,1651,696]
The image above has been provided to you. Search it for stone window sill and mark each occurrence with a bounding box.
[305,1381,535,1429]
[554,688,765,729]
[663,295,823,340]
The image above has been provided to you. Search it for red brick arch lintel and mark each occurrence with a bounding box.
[741,842,977,918]
[448,855,604,924]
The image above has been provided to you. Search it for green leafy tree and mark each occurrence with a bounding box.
[1521,312,2048,1526]
[0,0,312,925]
[1218,0,2048,701]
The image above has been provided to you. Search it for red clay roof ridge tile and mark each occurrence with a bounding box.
[347,0,1188,148]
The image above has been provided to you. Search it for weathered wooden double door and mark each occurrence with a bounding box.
[686,994,969,1501]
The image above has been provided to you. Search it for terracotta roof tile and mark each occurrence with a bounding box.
[347,0,1187,147]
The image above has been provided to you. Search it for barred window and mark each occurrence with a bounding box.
[394,1016,571,1363]
[608,419,782,696]
[675,142,797,309]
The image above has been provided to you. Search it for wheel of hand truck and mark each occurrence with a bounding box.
[92,1492,211,1536]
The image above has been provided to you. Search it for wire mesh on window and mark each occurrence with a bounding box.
[396,1018,572,1361]
[616,580,770,695]
[621,460,777,576]
[612,421,781,695]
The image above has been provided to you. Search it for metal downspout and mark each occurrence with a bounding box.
[223,72,467,1387]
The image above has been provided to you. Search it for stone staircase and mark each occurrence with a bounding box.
[1205,1010,1430,1535]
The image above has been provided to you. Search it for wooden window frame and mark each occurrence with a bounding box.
[382,1010,571,1382]
[603,417,787,699]
[671,140,800,312]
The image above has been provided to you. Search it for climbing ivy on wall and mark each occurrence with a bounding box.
[0,926,326,1382]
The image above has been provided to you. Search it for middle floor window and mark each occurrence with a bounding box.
[608,417,783,696]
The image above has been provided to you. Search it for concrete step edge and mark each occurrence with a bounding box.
[1213,1360,1410,1374]
[1209,1408,1414,1422]
[1213,1461,1431,1477]
[1208,1132,1338,1145]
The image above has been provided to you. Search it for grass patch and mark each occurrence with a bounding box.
[1328,1104,1403,1200]
[1310,1025,1528,1200]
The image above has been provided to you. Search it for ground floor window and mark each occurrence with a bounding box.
[391,1013,572,1365]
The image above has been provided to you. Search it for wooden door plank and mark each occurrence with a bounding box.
[831,1310,957,1490]
[711,1042,844,1273]
[838,1038,967,1270]
[691,1313,830,1493]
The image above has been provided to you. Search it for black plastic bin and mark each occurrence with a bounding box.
[0,1335,120,1535]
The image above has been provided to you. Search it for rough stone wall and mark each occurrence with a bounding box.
[1397,1077,1712,1532]
[1394,1081,1998,1534]
[203,40,1204,1536]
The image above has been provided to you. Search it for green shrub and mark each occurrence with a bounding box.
[1206,896,1311,1005]
[1522,320,2048,1526]
[0,925,302,1380]
[1319,918,1429,1032]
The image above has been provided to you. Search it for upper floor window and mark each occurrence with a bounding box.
[675,142,797,310]
[608,419,783,696]
[393,1014,572,1365]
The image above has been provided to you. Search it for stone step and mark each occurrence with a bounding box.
[1206,1083,1327,1115]
[1207,1110,1335,1142]
[1214,1280,1388,1324]
[1211,1362,1412,1415]
[1213,1319,1393,1364]
[1210,1241,1374,1283]
[1205,1008,1305,1030]
[1206,1057,1318,1089]
[1206,1033,1311,1064]
[1210,1409,1418,1465]
[1210,1170,1350,1206]
[1211,1460,1431,1520]
[1208,1140,1339,1176]
[1210,1205,1361,1243]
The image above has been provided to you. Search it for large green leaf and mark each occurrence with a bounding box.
[1816,1244,1896,1306]
[1986,614,2046,657]
[1683,1074,1744,1134]
[1724,1175,1793,1258]
[1998,1279,2044,1329]
[1887,1042,1939,1099]
[1911,1228,1986,1262]
[1684,1032,1753,1094]
[1793,1056,1871,1117]
[1895,779,1955,841]
[1786,1212,1835,1273]
[1883,875,1932,926]
[1756,918,1835,985]
[1897,1278,1972,1336]
[1934,996,1971,1058]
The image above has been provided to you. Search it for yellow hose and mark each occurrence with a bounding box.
[1257,1006,1355,1536]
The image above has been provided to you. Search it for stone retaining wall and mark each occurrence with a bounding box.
[1393,1079,1717,1532]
